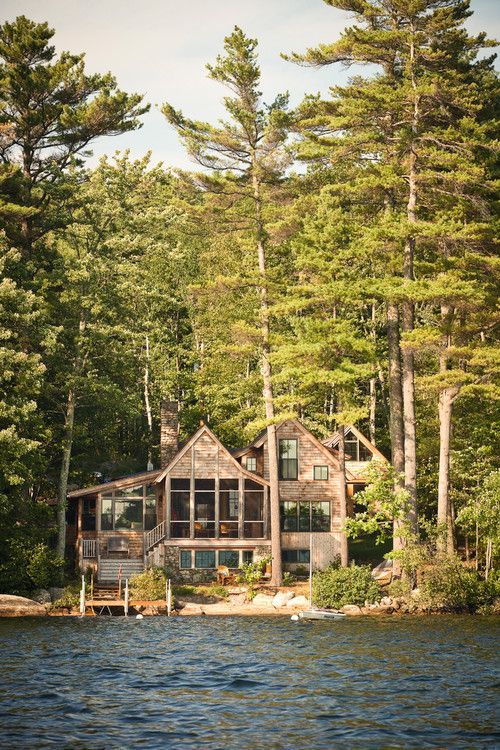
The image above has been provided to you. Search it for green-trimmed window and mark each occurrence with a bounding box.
[313,465,328,480]
[219,550,239,568]
[180,550,192,569]
[242,550,254,564]
[195,550,216,569]
[279,439,298,480]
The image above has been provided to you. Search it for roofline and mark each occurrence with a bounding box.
[67,469,162,498]
[155,424,270,486]
[322,424,387,462]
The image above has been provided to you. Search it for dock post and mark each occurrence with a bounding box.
[124,578,129,617]
[167,578,172,616]
[79,574,86,616]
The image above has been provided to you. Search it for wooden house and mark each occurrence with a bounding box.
[66,403,384,583]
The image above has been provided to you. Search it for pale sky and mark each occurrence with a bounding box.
[3,0,499,170]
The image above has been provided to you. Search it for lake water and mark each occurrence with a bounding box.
[0,615,498,749]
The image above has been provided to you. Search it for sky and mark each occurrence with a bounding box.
[3,0,499,170]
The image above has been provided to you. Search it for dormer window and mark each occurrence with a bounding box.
[313,465,328,480]
[279,439,298,480]
[344,431,372,462]
[246,456,257,472]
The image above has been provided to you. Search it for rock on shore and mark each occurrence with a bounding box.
[0,594,48,617]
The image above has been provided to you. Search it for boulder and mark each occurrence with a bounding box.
[0,595,47,617]
[286,595,310,608]
[251,593,275,607]
[380,596,392,607]
[32,589,52,604]
[340,604,363,616]
[272,590,295,608]
[178,602,204,615]
[372,559,393,584]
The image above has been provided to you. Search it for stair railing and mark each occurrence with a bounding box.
[145,521,166,551]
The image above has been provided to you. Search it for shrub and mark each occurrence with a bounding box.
[172,584,228,599]
[0,539,64,595]
[282,571,296,586]
[129,567,166,600]
[53,584,80,609]
[419,558,500,612]
[27,544,64,589]
[312,563,380,609]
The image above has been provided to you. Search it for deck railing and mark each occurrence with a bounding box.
[82,539,97,558]
[145,521,166,551]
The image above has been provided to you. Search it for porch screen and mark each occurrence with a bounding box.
[244,479,264,538]
[195,479,215,538]
[219,478,239,538]
[171,479,190,538]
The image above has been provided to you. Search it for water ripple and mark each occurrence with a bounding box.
[0,615,498,749]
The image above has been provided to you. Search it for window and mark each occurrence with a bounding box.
[171,478,190,538]
[195,479,215,538]
[195,550,216,569]
[219,550,239,568]
[145,486,156,531]
[279,439,298,480]
[244,479,264,538]
[242,550,254,564]
[313,465,328,481]
[344,431,372,462]
[82,498,96,531]
[100,487,148,531]
[280,501,330,532]
[219,479,239,538]
[246,456,257,472]
[282,549,310,564]
[180,550,192,569]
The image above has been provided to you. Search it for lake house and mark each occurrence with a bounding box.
[66,402,383,583]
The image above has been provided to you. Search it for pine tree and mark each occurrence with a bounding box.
[163,27,293,584]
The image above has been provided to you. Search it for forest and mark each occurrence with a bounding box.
[0,1,498,594]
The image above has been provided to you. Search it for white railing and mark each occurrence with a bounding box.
[82,539,97,558]
[145,521,166,551]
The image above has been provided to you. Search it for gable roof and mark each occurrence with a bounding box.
[234,418,357,482]
[321,424,387,462]
[67,469,162,499]
[155,424,270,486]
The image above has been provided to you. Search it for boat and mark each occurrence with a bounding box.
[297,608,345,621]
[292,532,346,622]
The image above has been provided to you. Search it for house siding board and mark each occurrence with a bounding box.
[281,531,341,569]
[97,530,144,559]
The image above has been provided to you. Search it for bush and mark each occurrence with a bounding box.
[419,559,500,612]
[53,584,80,609]
[0,539,64,595]
[129,567,167,600]
[312,563,380,609]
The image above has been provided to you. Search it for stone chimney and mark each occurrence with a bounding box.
[160,400,179,469]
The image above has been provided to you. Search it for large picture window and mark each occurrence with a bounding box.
[99,485,153,531]
[279,439,298,480]
[219,479,239,538]
[280,501,330,532]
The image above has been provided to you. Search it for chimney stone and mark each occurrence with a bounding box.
[160,400,179,469]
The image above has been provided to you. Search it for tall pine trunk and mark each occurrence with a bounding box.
[369,303,377,444]
[437,306,459,552]
[144,333,153,469]
[56,317,86,559]
[401,25,419,535]
[386,303,405,554]
[337,424,349,566]
[252,168,282,586]
[57,388,76,558]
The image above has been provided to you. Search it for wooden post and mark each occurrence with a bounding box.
[124,578,129,617]
[118,563,122,600]
[79,574,85,616]
[167,578,172,616]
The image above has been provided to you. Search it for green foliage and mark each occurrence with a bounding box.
[172,584,228,599]
[418,559,500,613]
[0,539,63,595]
[53,584,81,609]
[129,567,166,600]
[312,563,380,609]
[282,571,296,586]
[236,557,270,587]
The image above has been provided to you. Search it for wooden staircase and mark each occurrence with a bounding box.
[98,558,144,583]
